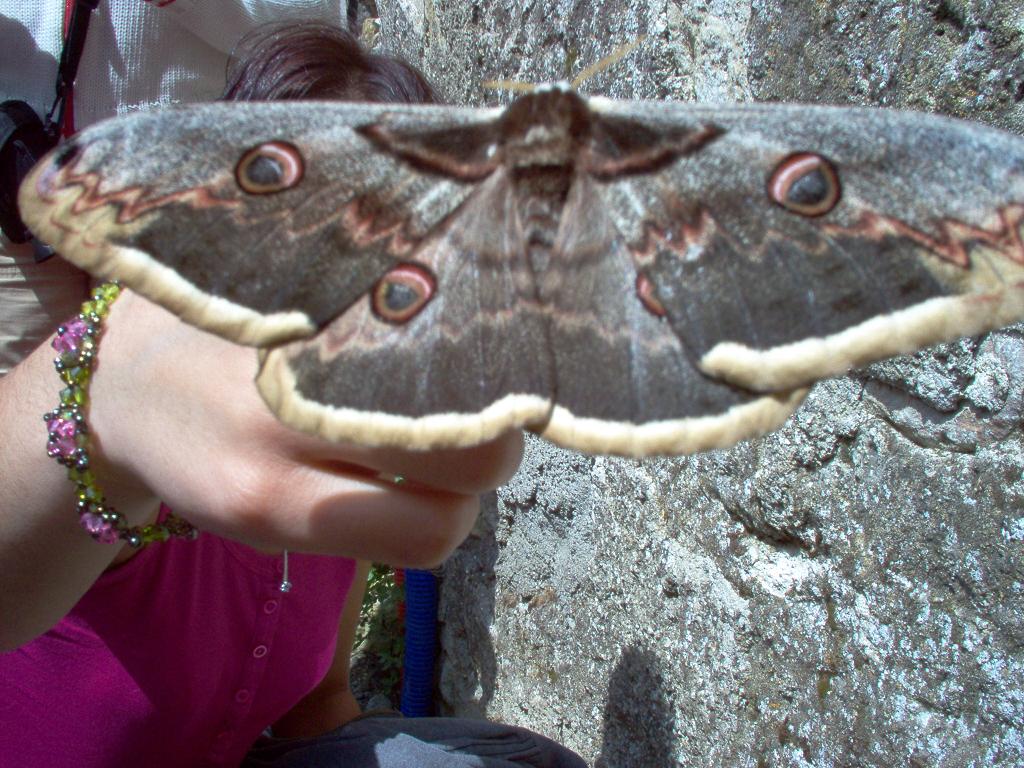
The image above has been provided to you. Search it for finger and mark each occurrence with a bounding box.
[289,428,526,495]
[216,462,482,567]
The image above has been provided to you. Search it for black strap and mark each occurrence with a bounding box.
[0,100,43,149]
[47,0,102,134]
[11,0,100,257]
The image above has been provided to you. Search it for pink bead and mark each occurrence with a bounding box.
[52,318,88,354]
[80,513,118,543]
[47,421,77,456]
[52,335,75,355]
[47,417,78,458]
[80,512,102,533]
[97,527,120,544]
[47,416,75,436]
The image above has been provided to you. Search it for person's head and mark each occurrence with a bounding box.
[223,23,437,105]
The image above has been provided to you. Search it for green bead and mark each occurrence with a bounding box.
[146,528,170,543]
[97,283,120,302]
[81,300,97,316]
[69,468,96,485]
[59,386,86,406]
[64,366,89,386]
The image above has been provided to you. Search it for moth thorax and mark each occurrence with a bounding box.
[503,129,578,168]
[500,89,589,168]
[515,168,572,225]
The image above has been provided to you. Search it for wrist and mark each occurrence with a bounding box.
[0,339,126,648]
[43,284,195,546]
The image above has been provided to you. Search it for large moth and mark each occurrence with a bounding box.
[19,87,1024,456]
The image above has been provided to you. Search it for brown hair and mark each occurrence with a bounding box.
[223,23,437,105]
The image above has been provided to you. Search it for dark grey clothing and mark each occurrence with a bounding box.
[242,712,588,768]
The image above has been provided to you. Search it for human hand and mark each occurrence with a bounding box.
[87,289,524,566]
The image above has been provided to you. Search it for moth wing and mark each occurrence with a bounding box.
[535,173,807,457]
[592,99,1024,392]
[19,101,496,346]
[257,168,557,450]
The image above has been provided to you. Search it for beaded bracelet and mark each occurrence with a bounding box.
[44,282,197,547]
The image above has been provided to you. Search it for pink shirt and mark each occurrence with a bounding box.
[0,508,356,767]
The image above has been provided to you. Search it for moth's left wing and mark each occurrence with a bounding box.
[21,101,565,450]
[591,99,1024,392]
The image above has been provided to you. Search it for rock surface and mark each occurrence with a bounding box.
[372,1,1024,764]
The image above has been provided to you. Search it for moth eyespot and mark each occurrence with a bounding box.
[372,263,437,324]
[768,152,840,217]
[636,273,667,318]
[235,142,304,194]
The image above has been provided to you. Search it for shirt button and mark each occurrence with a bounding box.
[252,645,268,658]
[235,689,250,704]
[263,600,278,614]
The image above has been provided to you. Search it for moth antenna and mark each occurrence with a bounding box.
[570,37,647,90]
[482,38,646,94]
[482,79,538,93]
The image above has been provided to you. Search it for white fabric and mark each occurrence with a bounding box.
[1,1,346,125]
[0,0,345,373]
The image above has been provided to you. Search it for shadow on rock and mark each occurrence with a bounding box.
[594,645,676,768]
[436,490,500,716]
